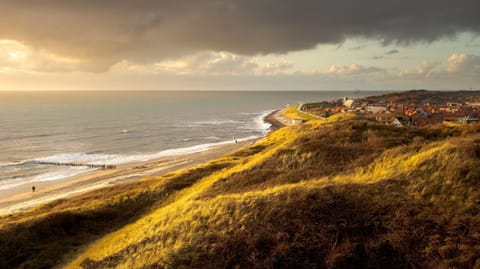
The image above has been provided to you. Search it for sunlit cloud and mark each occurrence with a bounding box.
[110,51,295,76]
[0,39,86,73]
[108,50,480,88]
[255,62,295,76]
[327,64,386,76]
[397,60,440,79]
[447,53,480,74]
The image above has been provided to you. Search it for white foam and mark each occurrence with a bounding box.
[33,167,93,182]
[116,134,260,164]
[135,139,239,161]
[0,167,94,191]
[1,139,251,191]
[175,119,243,128]
[203,136,221,140]
[123,112,271,163]
[0,181,29,191]
[0,160,30,168]
[31,135,258,168]
[192,119,240,125]
[35,152,118,165]
[253,110,274,134]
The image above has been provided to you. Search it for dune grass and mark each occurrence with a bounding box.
[281,105,318,121]
[1,115,480,269]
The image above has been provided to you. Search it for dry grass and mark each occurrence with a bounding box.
[0,160,234,269]
[1,115,480,269]
[281,105,318,121]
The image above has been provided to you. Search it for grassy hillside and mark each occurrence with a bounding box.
[1,113,480,268]
[357,89,480,105]
[282,104,318,121]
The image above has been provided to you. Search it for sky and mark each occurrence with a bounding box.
[0,0,479,91]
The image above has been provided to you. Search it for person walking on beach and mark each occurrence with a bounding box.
[32,186,36,193]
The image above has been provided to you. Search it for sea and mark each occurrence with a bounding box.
[0,91,377,193]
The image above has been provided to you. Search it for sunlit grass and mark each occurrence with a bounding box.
[2,114,480,269]
[65,126,300,268]
[281,105,318,121]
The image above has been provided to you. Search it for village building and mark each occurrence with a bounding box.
[368,105,388,114]
[291,118,304,125]
[343,97,357,108]
[388,117,403,127]
[308,93,480,127]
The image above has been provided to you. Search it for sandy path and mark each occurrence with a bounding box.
[266,108,294,127]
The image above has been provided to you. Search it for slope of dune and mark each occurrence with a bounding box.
[1,113,480,268]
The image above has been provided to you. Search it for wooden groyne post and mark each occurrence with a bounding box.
[35,161,117,170]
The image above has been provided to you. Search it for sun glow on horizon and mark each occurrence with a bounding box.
[0,32,479,91]
[8,50,27,61]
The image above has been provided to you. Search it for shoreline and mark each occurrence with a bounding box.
[0,109,288,215]
[0,139,257,215]
[264,109,285,129]
[264,108,293,128]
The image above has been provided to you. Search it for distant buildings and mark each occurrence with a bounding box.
[312,94,480,127]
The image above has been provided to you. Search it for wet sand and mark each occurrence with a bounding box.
[0,139,255,214]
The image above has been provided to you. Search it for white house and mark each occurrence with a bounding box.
[389,118,403,127]
[368,106,388,114]
[343,98,356,108]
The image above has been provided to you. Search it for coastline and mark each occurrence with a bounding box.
[0,108,289,215]
[0,139,257,214]
[265,108,294,128]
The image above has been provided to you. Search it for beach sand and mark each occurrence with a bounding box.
[0,139,256,214]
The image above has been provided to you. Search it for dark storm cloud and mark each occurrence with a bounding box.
[1,0,479,71]
[348,45,367,51]
[386,49,400,55]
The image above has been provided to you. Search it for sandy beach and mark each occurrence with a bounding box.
[0,139,256,214]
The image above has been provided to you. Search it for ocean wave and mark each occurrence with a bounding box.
[174,119,242,128]
[0,167,94,191]
[0,160,32,168]
[252,110,274,134]
[31,135,261,168]
[0,135,263,191]
[192,119,241,125]
[34,152,119,166]
[33,167,93,182]
[30,111,273,166]
[203,136,221,140]
[0,181,30,191]
[0,161,22,168]
[172,110,273,135]
[132,136,259,161]
[0,110,273,191]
